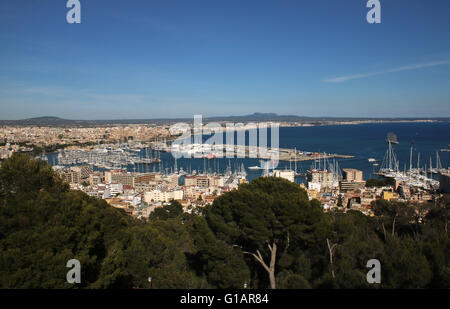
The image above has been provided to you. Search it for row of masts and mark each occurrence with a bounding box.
[408,148,445,175]
[111,153,248,177]
[310,152,342,180]
[380,137,445,173]
[259,148,342,180]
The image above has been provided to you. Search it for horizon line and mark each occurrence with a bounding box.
[1,114,450,122]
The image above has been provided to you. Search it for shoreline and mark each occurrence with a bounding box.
[0,118,449,129]
[277,119,445,128]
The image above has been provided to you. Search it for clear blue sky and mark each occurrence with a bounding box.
[1,0,450,119]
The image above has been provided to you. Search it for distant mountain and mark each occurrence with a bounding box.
[205,113,314,122]
[0,116,86,126]
[0,114,449,127]
[203,113,450,123]
[23,116,75,124]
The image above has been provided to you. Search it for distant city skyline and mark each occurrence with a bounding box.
[1,0,450,120]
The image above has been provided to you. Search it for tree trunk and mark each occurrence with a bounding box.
[326,238,337,279]
[392,214,398,237]
[244,241,277,289]
[268,242,277,289]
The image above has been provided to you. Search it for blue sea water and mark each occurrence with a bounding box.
[277,122,450,181]
[49,122,450,183]
[175,122,450,182]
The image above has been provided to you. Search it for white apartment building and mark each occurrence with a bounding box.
[273,170,295,183]
[144,188,183,203]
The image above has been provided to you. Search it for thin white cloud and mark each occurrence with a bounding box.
[324,60,450,83]
[1,86,149,102]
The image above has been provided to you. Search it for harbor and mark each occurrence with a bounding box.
[373,133,446,191]
[32,123,449,187]
[56,146,161,170]
[159,142,355,162]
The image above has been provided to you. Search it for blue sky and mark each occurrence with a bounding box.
[1,0,450,119]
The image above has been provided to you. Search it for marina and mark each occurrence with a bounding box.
[35,123,449,186]
[374,133,445,190]
[55,145,161,170]
[160,142,355,162]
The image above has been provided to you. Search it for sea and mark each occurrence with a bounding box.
[47,122,450,184]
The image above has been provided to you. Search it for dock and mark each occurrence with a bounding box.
[164,143,354,162]
[278,149,354,162]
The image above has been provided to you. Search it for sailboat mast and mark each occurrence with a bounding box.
[417,152,420,171]
[388,141,392,170]
[294,147,297,174]
[410,145,413,172]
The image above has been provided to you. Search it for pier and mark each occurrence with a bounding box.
[277,148,354,162]
[165,143,354,162]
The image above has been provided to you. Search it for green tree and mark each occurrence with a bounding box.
[206,177,324,289]
[366,178,394,188]
[189,215,250,288]
[382,237,433,288]
[149,200,183,221]
[372,200,415,238]
[324,211,384,288]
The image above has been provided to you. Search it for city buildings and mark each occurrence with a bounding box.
[51,162,249,218]
[273,170,295,183]
[306,169,336,192]
[2,122,444,219]
[340,169,366,191]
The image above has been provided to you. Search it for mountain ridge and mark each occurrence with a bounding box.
[1,113,449,127]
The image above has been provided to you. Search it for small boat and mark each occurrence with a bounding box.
[248,166,262,170]
[368,158,376,162]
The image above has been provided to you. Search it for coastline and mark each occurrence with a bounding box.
[277,119,444,128]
